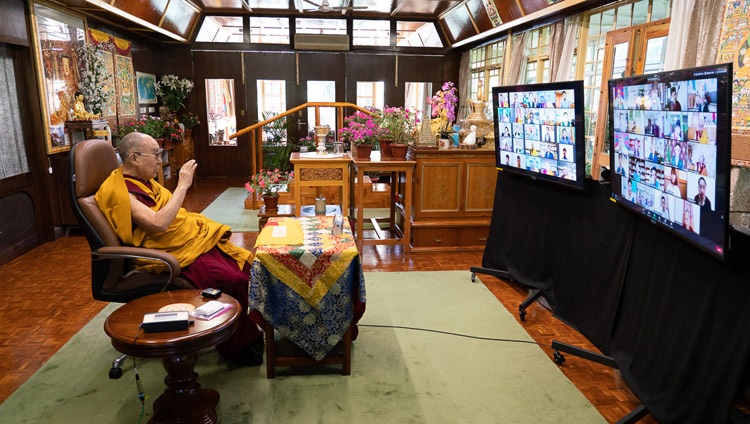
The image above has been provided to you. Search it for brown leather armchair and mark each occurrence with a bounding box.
[68,139,194,377]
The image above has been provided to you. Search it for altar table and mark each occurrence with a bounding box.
[249,216,366,377]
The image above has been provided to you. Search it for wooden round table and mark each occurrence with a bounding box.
[104,290,240,424]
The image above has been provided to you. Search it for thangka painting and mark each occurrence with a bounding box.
[114,54,136,122]
[99,51,117,127]
[717,0,750,130]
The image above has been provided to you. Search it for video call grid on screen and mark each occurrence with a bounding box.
[493,80,585,190]
[608,64,731,259]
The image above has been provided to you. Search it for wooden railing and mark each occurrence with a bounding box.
[229,102,374,209]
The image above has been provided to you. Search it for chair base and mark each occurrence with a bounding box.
[109,352,127,379]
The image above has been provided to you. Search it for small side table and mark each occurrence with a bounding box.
[104,290,240,424]
[258,204,295,228]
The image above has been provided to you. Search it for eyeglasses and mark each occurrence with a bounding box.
[133,148,163,160]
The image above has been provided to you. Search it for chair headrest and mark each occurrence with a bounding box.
[73,139,120,199]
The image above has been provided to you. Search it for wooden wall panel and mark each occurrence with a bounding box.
[467,0,494,33]
[395,54,445,106]
[113,0,167,25]
[0,0,29,46]
[345,53,397,105]
[493,0,525,22]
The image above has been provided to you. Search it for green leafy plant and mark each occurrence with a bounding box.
[379,106,418,144]
[154,74,194,112]
[180,112,201,130]
[262,111,292,143]
[115,115,169,139]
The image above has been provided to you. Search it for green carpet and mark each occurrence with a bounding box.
[200,187,394,233]
[200,187,260,232]
[0,271,605,423]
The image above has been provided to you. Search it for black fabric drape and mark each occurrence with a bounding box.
[480,171,750,423]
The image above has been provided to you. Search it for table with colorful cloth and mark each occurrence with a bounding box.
[249,216,366,361]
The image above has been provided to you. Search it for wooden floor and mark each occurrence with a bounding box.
[0,176,655,423]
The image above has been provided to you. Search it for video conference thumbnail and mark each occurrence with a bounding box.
[611,77,719,237]
[495,88,577,181]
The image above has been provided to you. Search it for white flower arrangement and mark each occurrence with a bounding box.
[76,42,112,116]
[154,74,194,112]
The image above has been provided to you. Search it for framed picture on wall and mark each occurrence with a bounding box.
[136,71,157,105]
[29,1,87,154]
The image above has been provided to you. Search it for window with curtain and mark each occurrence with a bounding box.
[0,45,28,179]
[469,39,505,120]
[524,26,551,84]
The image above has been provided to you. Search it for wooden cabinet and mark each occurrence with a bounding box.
[405,148,496,252]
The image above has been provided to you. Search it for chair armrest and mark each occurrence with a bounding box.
[94,246,182,276]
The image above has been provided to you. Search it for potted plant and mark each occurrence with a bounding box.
[338,110,386,160]
[114,115,169,146]
[244,168,294,211]
[379,106,417,160]
[154,74,194,115]
[429,81,458,137]
[180,112,201,138]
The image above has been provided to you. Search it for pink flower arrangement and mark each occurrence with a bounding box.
[338,110,389,145]
[245,168,293,197]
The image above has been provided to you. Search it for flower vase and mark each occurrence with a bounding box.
[390,144,408,160]
[263,194,279,211]
[379,138,393,159]
[353,144,372,160]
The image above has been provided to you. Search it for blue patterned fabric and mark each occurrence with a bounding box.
[250,257,365,360]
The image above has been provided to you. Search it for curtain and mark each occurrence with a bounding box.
[504,32,528,86]
[553,16,582,82]
[547,20,566,82]
[458,50,470,113]
[0,48,28,179]
[664,0,725,70]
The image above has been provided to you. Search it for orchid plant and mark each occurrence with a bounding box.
[429,81,458,132]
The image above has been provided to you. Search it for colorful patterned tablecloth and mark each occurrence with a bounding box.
[249,216,366,360]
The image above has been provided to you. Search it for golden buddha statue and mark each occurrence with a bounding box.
[73,91,99,120]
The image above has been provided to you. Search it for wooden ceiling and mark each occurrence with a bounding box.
[54,0,563,47]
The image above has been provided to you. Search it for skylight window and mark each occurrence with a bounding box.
[396,21,442,48]
[195,16,243,43]
[353,20,390,46]
[250,17,290,44]
[295,18,347,35]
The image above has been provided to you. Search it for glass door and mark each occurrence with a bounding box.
[591,18,670,179]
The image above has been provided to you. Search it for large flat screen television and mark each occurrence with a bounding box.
[491,80,586,190]
[608,63,732,260]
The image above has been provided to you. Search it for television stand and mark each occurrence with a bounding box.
[551,340,649,424]
[470,266,546,321]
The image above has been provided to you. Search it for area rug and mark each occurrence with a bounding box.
[0,271,605,424]
[200,187,260,232]
[200,187,394,233]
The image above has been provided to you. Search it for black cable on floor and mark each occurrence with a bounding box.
[359,324,544,347]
